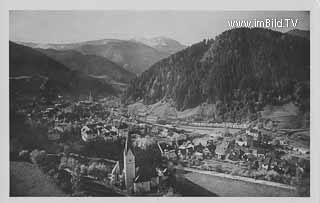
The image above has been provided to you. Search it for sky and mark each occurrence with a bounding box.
[10,11,309,45]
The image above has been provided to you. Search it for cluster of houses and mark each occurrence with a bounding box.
[25,93,138,144]
[155,126,309,180]
[80,122,129,142]
[23,92,309,191]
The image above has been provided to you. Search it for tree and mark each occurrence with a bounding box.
[30,149,47,165]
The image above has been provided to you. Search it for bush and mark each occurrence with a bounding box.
[18,150,30,162]
[231,168,240,176]
[30,149,47,165]
[80,164,88,175]
[215,164,223,173]
[296,176,310,196]
[265,170,281,182]
[87,162,108,179]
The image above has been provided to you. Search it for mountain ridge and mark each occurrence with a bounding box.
[125,28,310,122]
[130,36,187,54]
[36,48,136,83]
[10,41,117,101]
[15,38,172,75]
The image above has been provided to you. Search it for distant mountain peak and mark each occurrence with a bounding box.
[130,36,186,54]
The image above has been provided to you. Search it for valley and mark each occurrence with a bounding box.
[10,27,310,197]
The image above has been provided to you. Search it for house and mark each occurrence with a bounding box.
[109,161,121,185]
[118,124,129,137]
[133,166,159,194]
[246,129,261,142]
[157,142,177,160]
[202,147,212,158]
[134,175,151,194]
[215,140,235,159]
[236,137,247,147]
[292,147,309,155]
[59,153,121,185]
[271,138,281,146]
[151,126,160,134]
[193,152,204,160]
[261,157,272,170]
[177,141,194,158]
[228,147,244,161]
[110,126,118,134]
[48,126,63,141]
[246,134,254,147]
[81,123,109,142]
[194,143,205,152]
[171,133,187,144]
[150,176,160,188]
[279,139,289,146]
[81,125,100,142]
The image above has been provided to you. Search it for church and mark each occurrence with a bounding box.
[122,132,160,194]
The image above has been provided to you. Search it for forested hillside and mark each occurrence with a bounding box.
[125,28,310,122]
[37,48,135,83]
[10,42,116,103]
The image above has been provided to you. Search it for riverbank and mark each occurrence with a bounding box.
[177,167,297,197]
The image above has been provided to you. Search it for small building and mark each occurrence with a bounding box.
[246,128,260,140]
[109,161,121,185]
[157,142,177,160]
[236,137,247,147]
[261,157,272,170]
[133,167,159,194]
[150,176,160,188]
[202,147,212,158]
[193,151,204,160]
[134,175,151,194]
[81,125,99,142]
[48,126,63,141]
[215,140,234,160]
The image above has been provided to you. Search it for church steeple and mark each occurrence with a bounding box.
[124,132,134,155]
[123,132,135,193]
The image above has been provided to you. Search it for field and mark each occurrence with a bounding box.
[260,102,307,129]
[128,100,218,120]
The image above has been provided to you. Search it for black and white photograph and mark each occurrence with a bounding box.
[6,8,314,198]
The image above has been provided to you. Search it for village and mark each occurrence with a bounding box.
[11,93,310,196]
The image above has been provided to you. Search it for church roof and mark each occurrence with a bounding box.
[134,166,156,183]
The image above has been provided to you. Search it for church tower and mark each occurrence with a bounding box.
[88,90,93,102]
[123,133,135,193]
